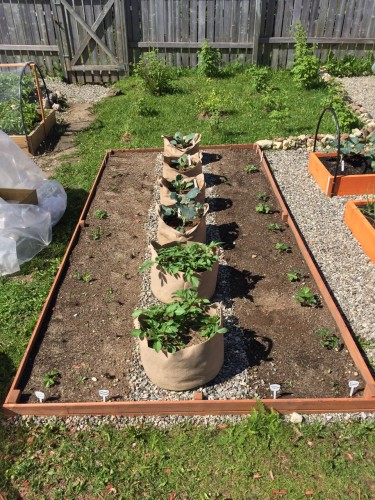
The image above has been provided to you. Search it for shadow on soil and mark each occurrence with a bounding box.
[0,352,15,404]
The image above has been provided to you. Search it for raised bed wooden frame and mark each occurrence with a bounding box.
[2,145,375,417]
[308,151,375,197]
[344,200,375,263]
[10,109,56,156]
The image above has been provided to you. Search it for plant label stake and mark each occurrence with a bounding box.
[270,384,281,399]
[348,380,359,397]
[341,160,345,172]
[35,391,45,403]
[99,389,109,402]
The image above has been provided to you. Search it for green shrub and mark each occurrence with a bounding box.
[246,65,272,93]
[197,40,221,77]
[321,80,363,132]
[323,51,373,77]
[134,50,172,95]
[291,22,321,89]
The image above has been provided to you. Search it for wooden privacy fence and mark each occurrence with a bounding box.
[0,0,374,83]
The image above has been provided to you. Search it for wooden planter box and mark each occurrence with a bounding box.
[344,200,375,263]
[308,152,375,196]
[9,109,56,156]
[2,145,375,417]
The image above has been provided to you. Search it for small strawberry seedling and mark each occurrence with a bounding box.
[256,202,273,214]
[43,370,60,388]
[315,329,341,351]
[275,242,291,253]
[293,286,317,307]
[287,269,302,281]
[91,225,103,240]
[267,223,282,231]
[244,164,258,173]
[94,209,108,219]
[257,192,268,201]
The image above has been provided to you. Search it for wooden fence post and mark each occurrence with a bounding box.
[252,0,262,64]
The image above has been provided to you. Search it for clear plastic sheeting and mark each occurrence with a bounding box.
[0,131,67,275]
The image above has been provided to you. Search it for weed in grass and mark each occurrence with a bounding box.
[268,222,282,231]
[294,286,318,307]
[315,328,341,351]
[91,225,103,241]
[275,242,291,253]
[244,164,258,173]
[94,209,108,219]
[256,202,273,214]
[42,369,60,388]
[287,269,302,282]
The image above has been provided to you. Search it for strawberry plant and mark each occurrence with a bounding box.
[275,243,291,253]
[42,370,60,388]
[256,202,273,214]
[293,287,317,307]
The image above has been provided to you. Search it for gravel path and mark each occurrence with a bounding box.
[267,149,375,360]
[338,76,375,117]
[44,77,113,104]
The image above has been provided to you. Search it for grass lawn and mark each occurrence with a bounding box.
[2,68,373,498]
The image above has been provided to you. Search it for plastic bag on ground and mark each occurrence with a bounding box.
[0,131,67,276]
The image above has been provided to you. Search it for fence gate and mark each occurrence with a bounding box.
[51,0,128,83]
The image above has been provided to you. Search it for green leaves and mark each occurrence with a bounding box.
[140,242,219,287]
[169,131,196,148]
[293,286,318,307]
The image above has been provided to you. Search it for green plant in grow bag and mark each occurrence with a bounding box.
[170,154,195,172]
[43,370,60,388]
[315,328,341,350]
[170,132,196,148]
[171,175,195,194]
[293,286,317,307]
[131,288,226,353]
[140,241,220,287]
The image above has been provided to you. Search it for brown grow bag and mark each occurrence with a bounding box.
[162,152,203,182]
[159,173,206,206]
[149,241,219,303]
[162,133,201,157]
[157,203,209,245]
[136,305,224,390]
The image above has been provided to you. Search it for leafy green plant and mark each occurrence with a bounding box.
[287,269,302,282]
[244,164,258,173]
[267,223,282,231]
[315,328,341,350]
[134,50,172,95]
[195,84,226,128]
[323,51,373,77]
[291,22,321,89]
[257,192,268,201]
[170,174,195,194]
[94,209,108,219]
[293,286,318,307]
[140,241,219,287]
[325,133,375,173]
[169,131,196,148]
[359,199,375,227]
[321,80,363,132]
[246,65,272,93]
[131,288,226,353]
[275,242,291,253]
[73,272,93,283]
[42,369,60,388]
[170,154,195,172]
[160,195,204,232]
[256,202,273,214]
[91,225,103,240]
[197,40,221,77]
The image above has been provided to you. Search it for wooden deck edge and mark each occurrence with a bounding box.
[3,144,374,417]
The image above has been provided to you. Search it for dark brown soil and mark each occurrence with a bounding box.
[320,155,374,176]
[20,148,363,403]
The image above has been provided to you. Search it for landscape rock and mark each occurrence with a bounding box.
[256,139,273,150]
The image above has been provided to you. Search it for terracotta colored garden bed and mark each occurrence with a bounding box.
[344,200,375,263]
[308,151,375,196]
[10,109,56,156]
[2,145,375,417]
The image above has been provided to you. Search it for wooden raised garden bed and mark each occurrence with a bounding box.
[308,151,375,196]
[10,109,56,156]
[2,145,375,417]
[344,200,375,263]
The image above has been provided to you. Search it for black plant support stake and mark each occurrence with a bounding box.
[313,107,341,197]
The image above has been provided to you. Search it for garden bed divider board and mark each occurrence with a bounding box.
[9,110,56,156]
[2,144,375,418]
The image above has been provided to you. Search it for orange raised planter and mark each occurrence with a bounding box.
[344,200,375,263]
[308,152,375,197]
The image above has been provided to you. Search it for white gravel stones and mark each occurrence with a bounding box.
[44,77,114,104]
[266,149,375,368]
[338,76,375,118]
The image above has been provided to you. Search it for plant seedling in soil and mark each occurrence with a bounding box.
[256,202,273,214]
[257,192,268,201]
[170,154,194,172]
[275,242,291,253]
[140,241,220,287]
[287,269,302,282]
[244,164,258,173]
[171,174,195,194]
[94,209,108,219]
[43,370,60,388]
[267,222,282,231]
[293,286,318,307]
[91,225,103,241]
[73,272,93,283]
[132,288,227,353]
[170,131,196,148]
[315,328,341,351]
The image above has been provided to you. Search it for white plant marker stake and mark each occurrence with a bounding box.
[99,389,109,402]
[348,380,359,397]
[341,159,345,172]
[270,384,281,399]
[35,391,45,403]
